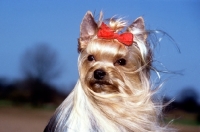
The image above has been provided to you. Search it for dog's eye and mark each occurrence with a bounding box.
[87,55,95,61]
[116,58,126,66]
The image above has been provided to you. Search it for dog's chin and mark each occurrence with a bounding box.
[89,80,119,93]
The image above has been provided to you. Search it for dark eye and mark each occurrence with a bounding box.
[116,58,126,66]
[87,55,95,61]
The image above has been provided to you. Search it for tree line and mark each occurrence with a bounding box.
[0,44,70,107]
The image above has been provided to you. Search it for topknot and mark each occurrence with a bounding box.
[108,17,127,33]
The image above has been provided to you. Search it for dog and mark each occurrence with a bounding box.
[44,11,168,132]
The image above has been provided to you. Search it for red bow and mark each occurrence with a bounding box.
[97,22,133,46]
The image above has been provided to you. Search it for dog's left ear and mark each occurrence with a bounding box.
[78,11,98,52]
[127,17,147,42]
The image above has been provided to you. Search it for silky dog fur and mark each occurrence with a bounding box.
[44,11,169,132]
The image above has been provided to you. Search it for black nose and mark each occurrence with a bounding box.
[94,69,106,80]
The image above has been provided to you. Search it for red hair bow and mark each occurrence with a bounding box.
[97,22,133,46]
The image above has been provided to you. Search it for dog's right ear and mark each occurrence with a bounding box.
[78,11,98,52]
[127,17,147,42]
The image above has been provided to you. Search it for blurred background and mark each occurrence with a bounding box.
[0,0,199,132]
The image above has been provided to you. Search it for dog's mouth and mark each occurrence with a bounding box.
[89,80,119,93]
[93,80,111,85]
[90,80,111,87]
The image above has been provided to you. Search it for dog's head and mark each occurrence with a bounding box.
[78,11,151,96]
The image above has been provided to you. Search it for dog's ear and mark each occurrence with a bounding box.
[127,17,147,42]
[78,11,98,52]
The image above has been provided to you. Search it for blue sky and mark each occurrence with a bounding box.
[0,0,199,101]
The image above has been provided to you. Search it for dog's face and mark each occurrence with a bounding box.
[79,39,142,94]
[78,11,151,95]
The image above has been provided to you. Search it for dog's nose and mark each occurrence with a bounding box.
[94,69,106,80]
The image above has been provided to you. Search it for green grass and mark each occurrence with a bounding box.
[165,117,200,126]
[0,100,13,107]
[0,99,57,111]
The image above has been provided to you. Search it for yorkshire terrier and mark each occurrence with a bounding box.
[44,11,168,132]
